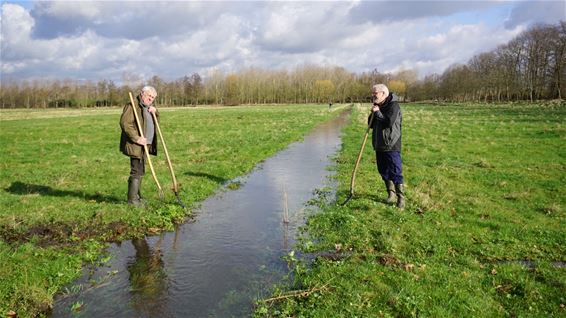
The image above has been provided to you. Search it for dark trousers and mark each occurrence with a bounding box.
[130,157,145,178]
[375,151,404,184]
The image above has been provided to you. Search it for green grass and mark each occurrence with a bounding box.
[257,102,566,317]
[0,104,345,317]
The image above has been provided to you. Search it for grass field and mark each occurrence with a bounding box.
[256,102,566,317]
[0,104,344,317]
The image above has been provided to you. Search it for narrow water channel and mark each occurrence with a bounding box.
[52,110,350,317]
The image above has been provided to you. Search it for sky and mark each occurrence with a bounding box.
[1,0,565,84]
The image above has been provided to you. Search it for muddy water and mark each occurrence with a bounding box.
[52,110,350,317]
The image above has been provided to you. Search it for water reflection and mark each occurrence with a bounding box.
[128,237,168,317]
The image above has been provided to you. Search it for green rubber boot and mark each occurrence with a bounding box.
[385,180,396,204]
[128,177,142,206]
[395,184,405,210]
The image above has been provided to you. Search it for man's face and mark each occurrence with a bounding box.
[372,90,386,104]
[141,91,156,106]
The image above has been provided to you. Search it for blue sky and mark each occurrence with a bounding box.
[1,1,564,83]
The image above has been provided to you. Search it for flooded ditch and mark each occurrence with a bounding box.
[51,110,350,317]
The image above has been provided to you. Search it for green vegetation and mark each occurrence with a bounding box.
[0,104,344,317]
[2,102,564,317]
[257,102,566,317]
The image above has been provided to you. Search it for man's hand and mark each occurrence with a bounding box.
[136,136,147,145]
[372,104,380,112]
[148,106,157,114]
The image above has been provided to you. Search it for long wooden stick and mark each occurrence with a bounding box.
[128,92,164,199]
[341,103,374,206]
[151,112,186,208]
[151,112,178,193]
[349,110,374,192]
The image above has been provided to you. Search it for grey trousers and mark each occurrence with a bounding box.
[130,157,145,178]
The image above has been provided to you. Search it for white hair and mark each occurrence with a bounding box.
[372,84,389,96]
[141,85,157,97]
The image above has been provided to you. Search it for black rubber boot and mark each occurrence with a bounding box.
[385,180,396,204]
[128,177,142,206]
[395,184,405,209]
[137,177,145,204]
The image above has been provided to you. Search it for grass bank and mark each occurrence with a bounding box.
[256,102,566,317]
[0,104,345,317]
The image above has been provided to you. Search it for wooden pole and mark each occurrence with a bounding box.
[128,92,163,199]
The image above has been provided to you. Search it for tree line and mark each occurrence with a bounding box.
[411,22,566,102]
[0,22,563,109]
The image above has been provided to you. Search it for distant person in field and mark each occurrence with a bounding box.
[120,86,159,206]
[369,84,405,209]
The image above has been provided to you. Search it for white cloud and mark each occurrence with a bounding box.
[34,1,100,20]
[349,0,499,23]
[1,4,53,64]
[339,25,382,49]
[156,12,254,77]
[409,22,524,75]
[1,3,34,38]
[0,1,563,82]
[257,2,356,53]
[505,0,565,28]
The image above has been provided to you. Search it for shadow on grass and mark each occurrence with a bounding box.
[184,171,229,185]
[4,181,122,203]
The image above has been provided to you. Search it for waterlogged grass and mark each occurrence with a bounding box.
[0,104,345,317]
[257,102,566,317]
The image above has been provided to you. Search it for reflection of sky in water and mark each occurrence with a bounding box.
[52,111,349,318]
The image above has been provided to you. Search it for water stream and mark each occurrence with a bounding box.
[52,110,350,317]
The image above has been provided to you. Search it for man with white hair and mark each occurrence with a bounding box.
[119,86,159,205]
[369,84,405,209]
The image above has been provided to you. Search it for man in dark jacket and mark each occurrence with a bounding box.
[369,84,405,209]
[120,86,159,205]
